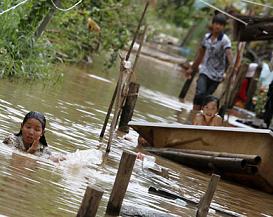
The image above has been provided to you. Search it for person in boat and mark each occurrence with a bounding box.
[193,95,223,126]
[3,111,65,162]
[185,13,233,111]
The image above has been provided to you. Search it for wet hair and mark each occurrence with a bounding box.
[15,111,48,147]
[203,95,220,109]
[212,13,227,25]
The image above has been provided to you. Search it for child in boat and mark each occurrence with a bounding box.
[3,111,65,162]
[193,95,223,126]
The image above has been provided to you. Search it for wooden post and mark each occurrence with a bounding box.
[118,82,140,133]
[179,70,198,100]
[77,185,104,217]
[106,151,137,216]
[196,174,220,217]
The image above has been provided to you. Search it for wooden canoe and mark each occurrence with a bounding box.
[129,121,273,194]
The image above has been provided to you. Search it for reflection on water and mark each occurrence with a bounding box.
[0,56,272,217]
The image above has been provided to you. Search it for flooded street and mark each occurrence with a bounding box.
[0,55,273,217]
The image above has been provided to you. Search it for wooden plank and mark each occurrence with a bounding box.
[77,185,104,217]
[233,16,273,41]
[106,151,137,216]
[129,121,271,134]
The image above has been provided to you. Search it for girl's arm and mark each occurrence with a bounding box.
[193,113,204,125]
[3,134,16,145]
[214,115,224,126]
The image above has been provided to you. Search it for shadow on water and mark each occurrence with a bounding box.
[0,55,272,217]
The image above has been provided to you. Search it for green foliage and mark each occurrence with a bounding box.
[155,0,196,28]
[46,0,141,68]
[0,0,55,79]
[0,0,142,79]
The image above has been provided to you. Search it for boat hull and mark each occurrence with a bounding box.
[130,121,273,193]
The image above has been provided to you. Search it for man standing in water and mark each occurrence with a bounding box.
[186,13,233,111]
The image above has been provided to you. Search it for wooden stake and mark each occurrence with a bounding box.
[118,82,140,133]
[196,174,220,217]
[77,185,104,217]
[106,151,137,216]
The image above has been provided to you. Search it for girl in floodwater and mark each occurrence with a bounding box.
[193,95,223,126]
[3,111,65,162]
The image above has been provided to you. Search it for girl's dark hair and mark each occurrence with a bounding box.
[203,95,220,109]
[15,111,48,147]
[212,13,227,25]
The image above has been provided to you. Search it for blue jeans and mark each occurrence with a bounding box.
[193,74,219,106]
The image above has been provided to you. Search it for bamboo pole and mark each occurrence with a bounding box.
[106,151,137,216]
[77,185,104,217]
[99,1,150,141]
[106,64,128,152]
[196,174,220,217]
[145,147,262,165]
[132,25,148,73]
[100,84,118,138]
[126,1,149,61]
[116,25,148,133]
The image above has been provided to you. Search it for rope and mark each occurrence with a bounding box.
[198,0,248,26]
[0,0,30,16]
[241,0,273,9]
[50,0,83,12]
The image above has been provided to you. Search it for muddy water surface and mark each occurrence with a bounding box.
[0,55,272,217]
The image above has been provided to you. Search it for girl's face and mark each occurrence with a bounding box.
[203,101,218,118]
[212,22,224,34]
[21,118,43,146]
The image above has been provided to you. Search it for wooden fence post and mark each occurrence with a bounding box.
[196,174,220,217]
[77,185,104,217]
[118,82,140,133]
[106,151,137,216]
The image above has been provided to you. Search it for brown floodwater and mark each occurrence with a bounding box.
[0,54,272,217]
